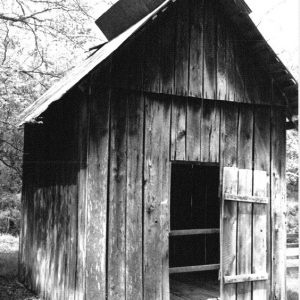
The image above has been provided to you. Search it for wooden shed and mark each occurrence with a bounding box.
[18,0,298,299]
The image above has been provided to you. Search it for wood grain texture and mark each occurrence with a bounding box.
[144,94,171,300]
[108,89,127,300]
[186,98,201,161]
[143,19,161,93]
[76,93,88,300]
[189,0,204,97]
[126,92,144,300]
[86,87,110,300]
[201,100,220,162]
[220,103,238,167]
[226,24,235,102]
[271,106,286,300]
[174,0,189,96]
[171,96,186,161]
[217,8,227,100]
[203,0,217,99]
[253,106,270,300]
[236,169,252,300]
[252,170,268,300]
[222,167,238,300]
[161,6,176,94]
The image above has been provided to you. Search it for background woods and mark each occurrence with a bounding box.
[0,0,116,233]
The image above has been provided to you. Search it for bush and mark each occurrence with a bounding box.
[0,193,21,236]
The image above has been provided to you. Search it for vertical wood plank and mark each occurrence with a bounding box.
[126,92,144,300]
[226,24,235,102]
[201,100,220,163]
[189,0,204,98]
[252,170,268,300]
[236,105,253,300]
[253,106,270,300]
[76,93,88,300]
[220,103,238,167]
[161,6,176,94]
[144,94,171,300]
[222,167,238,300]
[203,0,217,99]
[238,105,253,170]
[143,20,161,93]
[174,0,189,96]
[186,98,201,161]
[86,87,110,300]
[108,89,127,300]
[271,106,286,300]
[171,97,186,161]
[234,34,245,103]
[217,8,227,100]
[236,169,252,300]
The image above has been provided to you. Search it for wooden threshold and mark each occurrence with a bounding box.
[224,193,268,204]
[169,228,220,236]
[169,264,220,274]
[224,272,268,284]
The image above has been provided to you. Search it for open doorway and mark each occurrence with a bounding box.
[169,163,220,300]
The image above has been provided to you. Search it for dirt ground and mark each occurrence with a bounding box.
[0,234,39,300]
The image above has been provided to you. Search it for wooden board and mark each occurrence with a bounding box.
[236,169,252,300]
[254,105,270,299]
[171,96,186,161]
[86,87,110,300]
[189,0,204,98]
[186,98,201,161]
[252,170,268,300]
[271,106,286,300]
[126,92,144,299]
[217,9,227,100]
[161,6,176,94]
[220,103,238,167]
[222,167,238,300]
[174,0,189,96]
[107,89,127,300]
[144,93,171,300]
[203,0,217,99]
[201,100,220,163]
[143,19,161,93]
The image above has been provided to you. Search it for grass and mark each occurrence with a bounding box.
[0,234,19,278]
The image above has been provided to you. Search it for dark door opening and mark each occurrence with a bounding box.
[169,163,220,300]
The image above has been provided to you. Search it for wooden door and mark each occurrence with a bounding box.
[220,167,269,300]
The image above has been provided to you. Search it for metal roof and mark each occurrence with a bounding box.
[18,0,298,126]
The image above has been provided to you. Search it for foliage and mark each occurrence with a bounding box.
[0,193,21,235]
[286,129,299,188]
[0,0,109,195]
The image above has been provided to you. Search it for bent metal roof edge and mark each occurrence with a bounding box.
[18,0,298,126]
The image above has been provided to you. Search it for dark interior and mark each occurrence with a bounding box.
[169,163,220,300]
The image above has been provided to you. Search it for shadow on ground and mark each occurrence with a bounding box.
[0,235,39,300]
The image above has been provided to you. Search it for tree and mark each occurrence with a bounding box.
[0,0,110,194]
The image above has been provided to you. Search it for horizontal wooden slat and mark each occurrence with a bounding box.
[224,273,268,284]
[224,193,268,204]
[169,264,220,274]
[169,228,220,236]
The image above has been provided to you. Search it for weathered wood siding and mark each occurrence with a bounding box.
[107,0,284,106]
[20,88,286,300]
[20,0,287,299]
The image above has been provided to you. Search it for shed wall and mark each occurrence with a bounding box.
[20,0,287,299]
[20,86,286,300]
